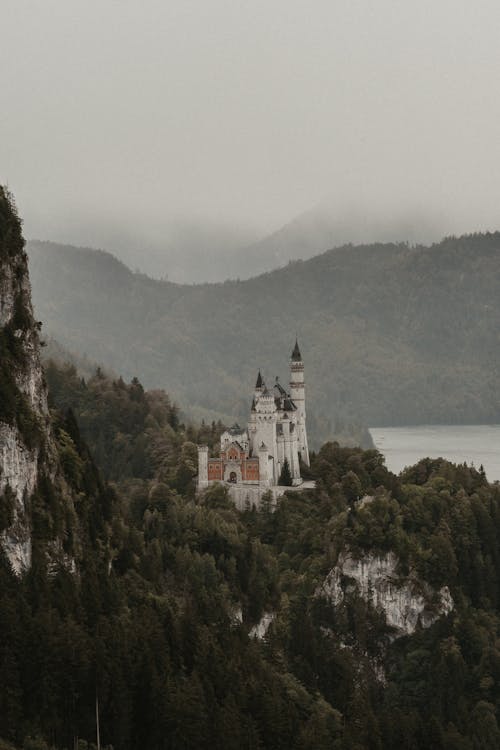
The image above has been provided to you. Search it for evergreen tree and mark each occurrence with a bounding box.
[279,458,293,486]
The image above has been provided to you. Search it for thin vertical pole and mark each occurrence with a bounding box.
[96,688,101,750]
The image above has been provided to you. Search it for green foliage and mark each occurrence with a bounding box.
[0,487,16,532]
[0,322,43,450]
[3,358,500,748]
[0,188,43,450]
[27,234,500,445]
[45,361,206,485]
[279,458,293,486]
[0,187,24,263]
[56,428,84,488]
[23,739,49,750]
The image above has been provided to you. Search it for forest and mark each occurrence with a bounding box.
[3,185,500,750]
[27,234,500,443]
[1,360,500,749]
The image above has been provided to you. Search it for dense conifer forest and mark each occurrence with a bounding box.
[1,359,500,749]
[3,187,500,750]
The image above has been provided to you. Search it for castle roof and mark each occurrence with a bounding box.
[291,338,302,362]
[271,380,297,410]
[271,378,297,411]
[228,423,244,435]
[225,439,245,453]
[255,370,264,389]
[273,379,287,397]
[283,397,297,411]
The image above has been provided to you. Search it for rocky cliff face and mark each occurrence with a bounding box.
[0,187,54,573]
[318,550,453,637]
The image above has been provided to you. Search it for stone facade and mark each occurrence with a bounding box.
[197,340,310,507]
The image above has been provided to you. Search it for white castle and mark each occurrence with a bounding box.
[197,340,310,506]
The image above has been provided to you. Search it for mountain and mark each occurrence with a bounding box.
[4,187,500,749]
[0,187,50,572]
[27,234,500,441]
[11,358,500,749]
[0,187,101,575]
[63,217,258,283]
[37,205,447,284]
[233,203,447,280]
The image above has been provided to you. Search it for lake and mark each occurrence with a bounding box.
[369,425,500,483]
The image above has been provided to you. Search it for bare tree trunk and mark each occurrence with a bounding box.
[96,688,101,750]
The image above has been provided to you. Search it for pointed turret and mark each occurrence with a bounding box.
[255,370,264,389]
[291,338,302,362]
[289,337,309,466]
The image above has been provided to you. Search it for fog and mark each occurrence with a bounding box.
[2,0,500,280]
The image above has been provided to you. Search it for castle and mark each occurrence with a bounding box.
[197,340,310,507]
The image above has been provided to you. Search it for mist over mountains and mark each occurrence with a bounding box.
[27,231,500,446]
[29,203,450,284]
[238,203,448,282]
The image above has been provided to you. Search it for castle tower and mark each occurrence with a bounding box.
[197,445,209,489]
[254,386,278,480]
[249,372,262,443]
[255,370,264,398]
[258,441,271,487]
[289,339,310,466]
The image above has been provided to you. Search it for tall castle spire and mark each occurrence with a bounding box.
[291,338,302,362]
[289,337,309,466]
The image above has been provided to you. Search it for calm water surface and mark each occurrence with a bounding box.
[370,425,500,483]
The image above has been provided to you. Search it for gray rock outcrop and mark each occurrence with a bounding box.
[318,550,453,637]
[0,188,53,573]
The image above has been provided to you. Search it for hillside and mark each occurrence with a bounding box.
[27,235,500,437]
[0,188,113,576]
[28,205,445,285]
[235,203,446,280]
[4,190,500,749]
[8,361,500,750]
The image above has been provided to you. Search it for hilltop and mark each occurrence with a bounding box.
[27,234,500,440]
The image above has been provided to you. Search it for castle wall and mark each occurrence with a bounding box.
[227,484,282,511]
[242,458,260,481]
[208,459,223,481]
[290,359,309,466]
[198,446,209,488]
[254,415,277,461]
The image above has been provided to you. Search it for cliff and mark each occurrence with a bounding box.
[0,188,58,572]
[318,549,454,638]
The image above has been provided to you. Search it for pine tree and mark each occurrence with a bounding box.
[279,458,293,486]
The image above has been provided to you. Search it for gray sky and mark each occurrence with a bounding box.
[2,0,500,254]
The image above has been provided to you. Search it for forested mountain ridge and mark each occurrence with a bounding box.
[7,360,500,750]
[28,233,500,439]
[3,192,500,748]
[234,202,445,281]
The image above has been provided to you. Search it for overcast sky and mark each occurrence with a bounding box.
[2,0,500,250]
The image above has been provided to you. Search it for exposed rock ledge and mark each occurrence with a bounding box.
[0,423,39,574]
[249,612,275,639]
[318,550,453,637]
